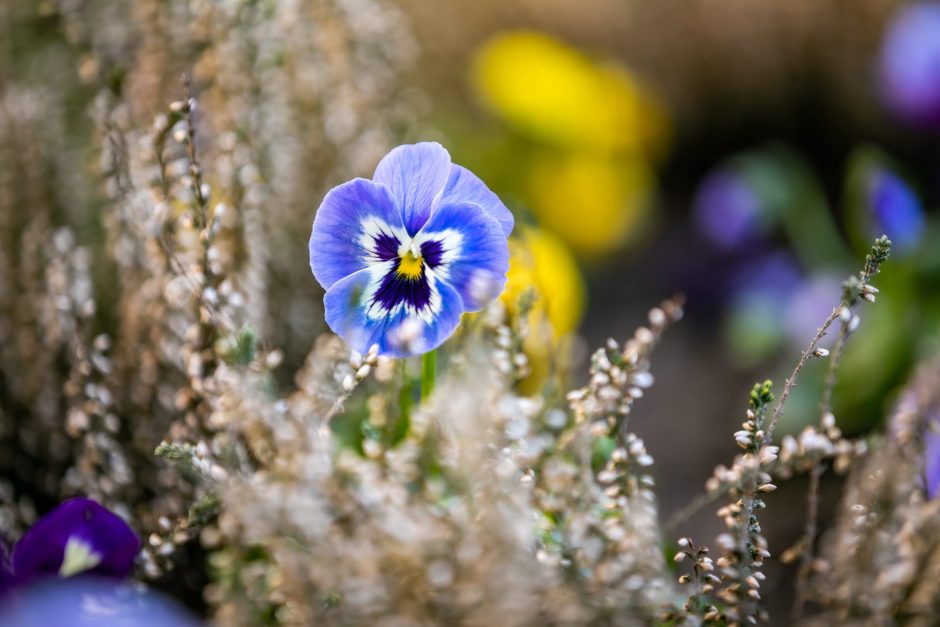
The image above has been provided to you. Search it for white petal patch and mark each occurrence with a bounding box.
[59,536,103,577]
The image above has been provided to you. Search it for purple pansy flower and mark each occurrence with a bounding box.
[309,142,513,357]
[878,2,940,129]
[1,497,140,594]
[867,168,924,253]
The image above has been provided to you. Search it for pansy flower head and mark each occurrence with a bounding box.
[310,142,513,357]
[2,497,140,593]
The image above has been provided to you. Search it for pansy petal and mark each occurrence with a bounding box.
[438,165,514,237]
[310,178,407,290]
[12,498,140,586]
[416,201,510,312]
[0,578,203,626]
[373,142,453,235]
[324,266,463,358]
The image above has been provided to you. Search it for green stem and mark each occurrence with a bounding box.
[420,349,437,400]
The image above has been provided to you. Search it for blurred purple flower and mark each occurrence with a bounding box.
[0,577,201,627]
[867,168,924,252]
[926,421,940,499]
[784,274,845,347]
[1,498,140,595]
[878,2,940,128]
[693,167,764,250]
[732,251,803,299]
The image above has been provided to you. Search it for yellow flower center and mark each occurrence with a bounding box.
[397,249,423,279]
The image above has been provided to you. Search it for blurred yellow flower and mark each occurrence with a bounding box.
[502,227,586,389]
[527,150,654,255]
[472,31,669,157]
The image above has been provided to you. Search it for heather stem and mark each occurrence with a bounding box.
[421,349,437,400]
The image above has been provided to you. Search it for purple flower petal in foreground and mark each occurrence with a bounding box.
[10,498,140,590]
[310,142,513,357]
[0,577,201,627]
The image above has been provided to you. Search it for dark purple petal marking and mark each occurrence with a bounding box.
[372,232,401,261]
[420,239,445,268]
[372,263,433,312]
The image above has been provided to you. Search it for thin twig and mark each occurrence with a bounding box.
[763,307,841,446]
[792,319,851,619]
[665,489,727,534]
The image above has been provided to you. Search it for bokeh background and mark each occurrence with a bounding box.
[3,0,940,620]
[393,0,940,616]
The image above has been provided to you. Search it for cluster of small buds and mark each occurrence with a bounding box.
[142,493,221,579]
[838,302,862,333]
[154,440,227,483]
[595,433,656,500]
[291,335,373,421]
[842,236,891,308]
[812,359,940,622]
[707,381,776,625]
[819,434,940,622]
[343,345,381,392]
[320,344,381,425]
[527,300,683,616]
[567,298,683,433]
[483,297,532,381]
[773,421,865,478]
[666,537,722,622]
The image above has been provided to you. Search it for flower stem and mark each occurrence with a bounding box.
[420,349,437,400]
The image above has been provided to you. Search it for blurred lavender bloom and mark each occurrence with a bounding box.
[0,577,201,627]
[784,274,845,347]
[878,2,940,128]
[724,252,804,360]
[927,421,940,499]
[4,498,140,593]
[693,167,764,250]
[732,251,803,305]
[867,168,924,252]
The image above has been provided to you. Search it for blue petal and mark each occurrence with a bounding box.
[309,178,408,290]
[0,578,202,627]
[373,142,452,235]
[438,165,514,237]
[323,266,464,358]
[416,201,510,312]
[868,169,925,252]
